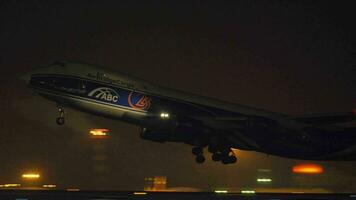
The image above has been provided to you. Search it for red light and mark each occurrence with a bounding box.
[292,164,323,174]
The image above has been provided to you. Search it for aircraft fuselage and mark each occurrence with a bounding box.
[23,61,356,163]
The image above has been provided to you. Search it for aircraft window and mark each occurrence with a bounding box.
[48,77,79,89]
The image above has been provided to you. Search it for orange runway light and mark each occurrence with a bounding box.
[43,184,56,188]
[66,188,80,192]
[133,192,147,195]
[0,184,21,188]
[90,128,110,139]
[292,164,323,174]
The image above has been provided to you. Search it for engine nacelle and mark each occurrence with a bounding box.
[140,121,210,145]
[140,127,172,143]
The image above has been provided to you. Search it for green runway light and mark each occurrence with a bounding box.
[214,190,228,194]
[257,178,272,182]
[241,190,255,194]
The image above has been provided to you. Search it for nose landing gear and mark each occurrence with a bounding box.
[192,146,205,164]
[56,106,65,125]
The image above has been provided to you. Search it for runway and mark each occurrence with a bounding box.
[1,190,356,200]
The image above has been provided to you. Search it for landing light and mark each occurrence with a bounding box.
[160,112,169,119]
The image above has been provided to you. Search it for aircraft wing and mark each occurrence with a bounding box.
[190,115,280,151]
[191,111,356,151]
[290,111,356,125]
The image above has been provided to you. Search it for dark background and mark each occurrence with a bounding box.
[0,0,356,191]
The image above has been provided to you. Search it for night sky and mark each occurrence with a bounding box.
[1,1,356,191]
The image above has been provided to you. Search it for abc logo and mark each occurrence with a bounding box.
[88,87,119,103]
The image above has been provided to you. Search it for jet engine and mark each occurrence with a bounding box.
[140,120,210,145]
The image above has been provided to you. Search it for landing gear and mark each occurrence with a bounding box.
[192,146,203,155]
[209,145,237,165]
[212,153,222,161]
[221,155,237,164]
[56,117,65,125]
[195,155,205,164]
[192,146,205,164]
[56,106,65,125]
[208,145,218,153]
[191,145,236,164]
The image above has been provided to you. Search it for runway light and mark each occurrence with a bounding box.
[241,190,255,194]
[292,164,323,174]
[90,129,109,139]
[43,184,56,188]
[214,190,228,194]
[22,173,40,179]
[133,192,147,195]
[257,178,272,182]
[0,183,21,188]
[160,112,169,119]
[66,188,80,192]
[257,168,271,172]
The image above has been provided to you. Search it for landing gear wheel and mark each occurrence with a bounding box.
[212,153,222,161]
[192,147,203,155]
[56,105,65,125]
[221,156,230,164]
[56,117,65,125]
[208,145,218,153]
[228,156,237,164]
[222,156,237,164]
[195,155,205,164]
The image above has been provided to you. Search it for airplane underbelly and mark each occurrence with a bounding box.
[29,75,154,123]
[35,88,148,122]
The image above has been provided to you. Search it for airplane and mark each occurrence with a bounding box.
[21,61,356,164]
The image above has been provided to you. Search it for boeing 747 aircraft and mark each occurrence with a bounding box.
[21,61,356,164]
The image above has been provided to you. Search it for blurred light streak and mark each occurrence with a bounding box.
[22,173,40,179]
[257,178,272,182]
[66,188,80,191]
[90,128,109,139]
[214,190,228,194]
[292,164,323,174]
[257,169,271,172]
[133,192,147,195]
[0,183,21,188]
[241,190,255,194]
[43,184,56,188]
